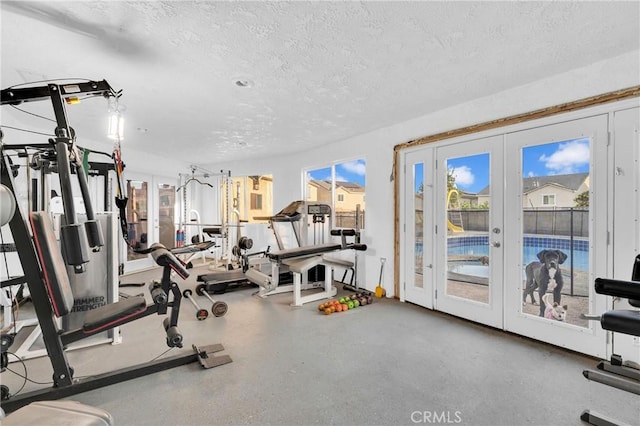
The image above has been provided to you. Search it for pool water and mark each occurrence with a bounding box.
[447,244,589,272]
[448,263,490,277]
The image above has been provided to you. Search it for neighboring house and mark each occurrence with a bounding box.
[476,172,589,208]
[307,180,365,212]
[307,179,332,205]
[229,175,273,222]
[457,190,479,208]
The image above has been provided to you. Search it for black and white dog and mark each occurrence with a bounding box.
[522,249,567,317]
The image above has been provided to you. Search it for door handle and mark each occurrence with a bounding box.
[491,241,501,248]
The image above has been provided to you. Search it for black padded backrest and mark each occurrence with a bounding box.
[29,212,75,317]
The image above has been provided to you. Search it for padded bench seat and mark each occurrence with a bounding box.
[82,295,147,333]
[268,243,342,261]
[321,255,354,268]
[282,255,323,273]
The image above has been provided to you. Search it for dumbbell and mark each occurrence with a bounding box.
[182,289,209,320]
[196,284,228,317]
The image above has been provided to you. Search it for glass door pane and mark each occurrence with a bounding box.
[520,139,590,326]
[445,153,491,304]
[126,180,148,261]
[414,162,424,290]
[158,183,176,248]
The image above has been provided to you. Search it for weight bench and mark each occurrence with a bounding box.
[0,212,231,414]
[322,256,355,287]
[171,240,217,269]
[284,255,336,307]
[581,254,640,426]
[247,237,367,305]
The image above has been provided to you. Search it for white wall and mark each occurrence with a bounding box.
[204,51,640,296]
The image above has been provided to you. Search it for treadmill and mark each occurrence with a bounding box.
[196,201,324,293]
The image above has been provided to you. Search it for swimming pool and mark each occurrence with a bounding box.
[447,238,589,272]
[415,235,590,272]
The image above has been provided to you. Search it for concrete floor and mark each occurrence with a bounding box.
[2,264,639,425]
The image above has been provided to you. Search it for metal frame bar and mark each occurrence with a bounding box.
[1,154,75,386]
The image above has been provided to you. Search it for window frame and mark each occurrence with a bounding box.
[303,158,366,229]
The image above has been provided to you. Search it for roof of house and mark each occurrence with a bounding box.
[309,180,332,191]
[309,180,365,192]
[336,180,365,192]
[476,172,588,196]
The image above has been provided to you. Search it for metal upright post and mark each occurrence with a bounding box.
[1,153,74,387]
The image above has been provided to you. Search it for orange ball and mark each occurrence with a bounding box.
[324,308,332,315]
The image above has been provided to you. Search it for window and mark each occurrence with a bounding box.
[542,194,556,206]
[250,193,262,210]
[222,175,273,223]
[305,159,366,228]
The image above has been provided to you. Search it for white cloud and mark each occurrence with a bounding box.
[527,171,536,177]
[449,165,474,188]
[539,140,590,174]
[340,160,366,175]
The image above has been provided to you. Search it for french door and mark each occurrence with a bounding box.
[435,136,504,328]
[402,149,434,308]
[504,115,608,357]
[122,172,154,273]
[402,114,610,357]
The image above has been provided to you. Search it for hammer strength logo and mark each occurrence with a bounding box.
[411,411,463,424]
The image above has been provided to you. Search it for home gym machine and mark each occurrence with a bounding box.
[0,80,231,413]
[1,143,123,360]
[176,167,240,269]
[580,254,640,426]
[236,200,367,306]
[246,227,367,306]
[195,200,327,295]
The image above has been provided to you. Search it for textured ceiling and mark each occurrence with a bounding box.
[1,1,639,165]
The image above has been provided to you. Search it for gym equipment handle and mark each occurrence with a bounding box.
[165,326,183,348]
[151,243,189,279]
[330,229,357,236]
[149,282,168,305]
[594,278,640,300]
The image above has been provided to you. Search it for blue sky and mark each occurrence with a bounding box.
[307,159,366,186]
[415,138,590,193]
